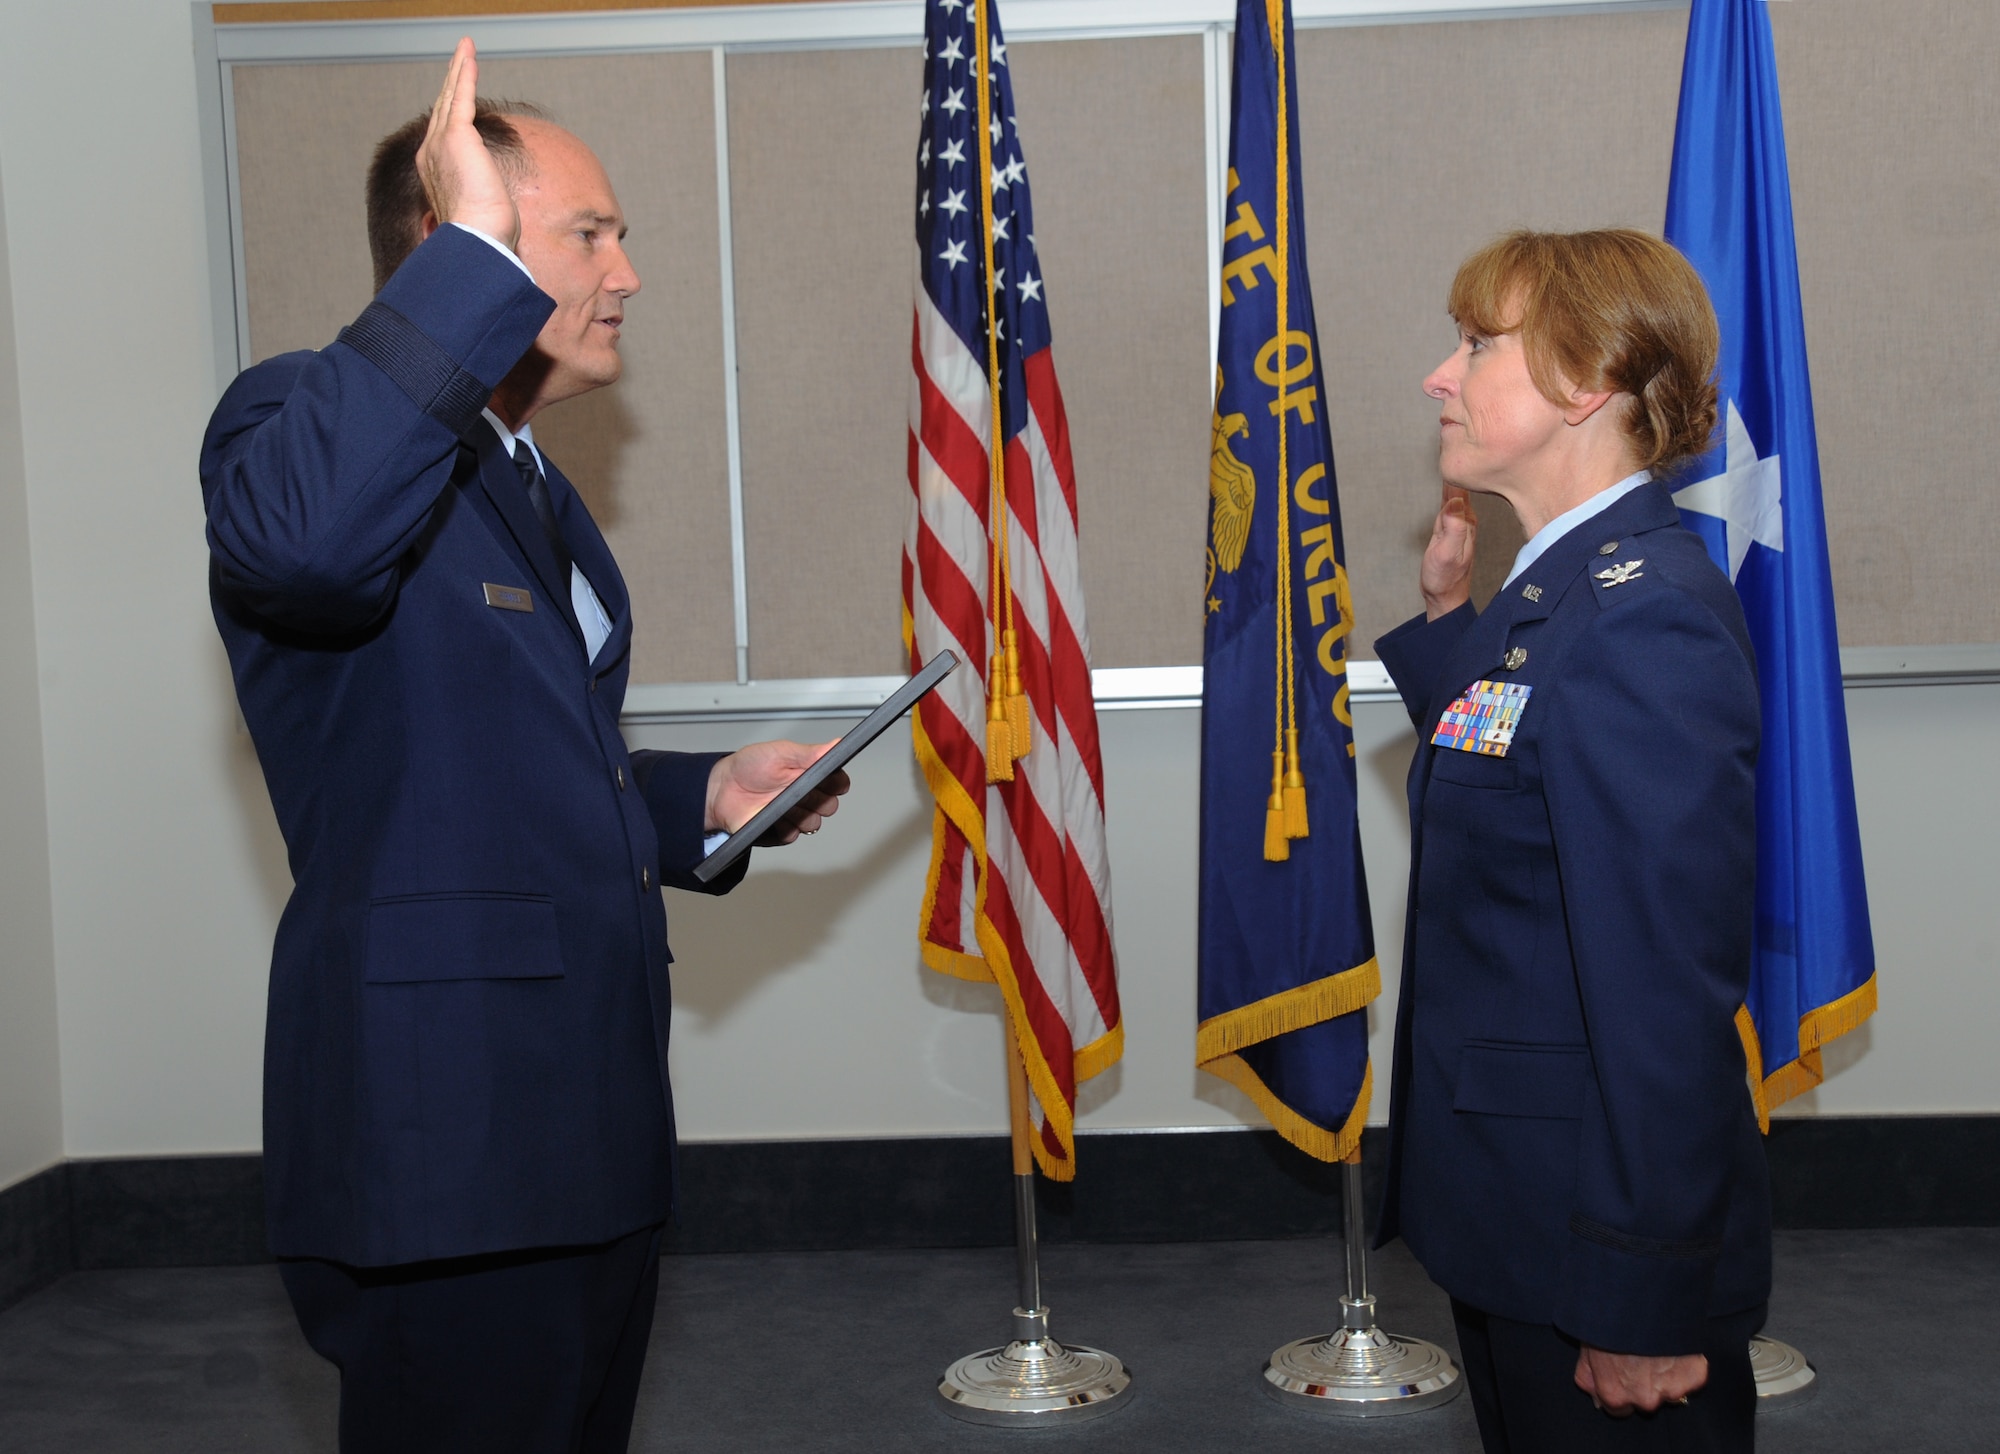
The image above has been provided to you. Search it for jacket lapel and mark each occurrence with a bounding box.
[1430,590,1525,722]
[472,428,585,650]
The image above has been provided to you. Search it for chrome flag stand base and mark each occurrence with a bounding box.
[1750,1335,1817,1410]
[1264,1159,1461,1417]
[1264,1303,1462,1416]
[937,1303,1132,1428]
[937,1034,1133,1427]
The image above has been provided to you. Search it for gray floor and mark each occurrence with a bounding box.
[1,1229,1994,1451]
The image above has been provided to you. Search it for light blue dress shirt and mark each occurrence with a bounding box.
[479,408,616,666]
[1503,470,1653,588]
[452,225,615,664]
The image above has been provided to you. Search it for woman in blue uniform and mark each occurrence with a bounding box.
[1375,230,1771,1452]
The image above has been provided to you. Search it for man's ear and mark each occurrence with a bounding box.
[419,210,441,242]
[1563,387,1619,427]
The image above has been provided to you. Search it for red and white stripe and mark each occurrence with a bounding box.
[904,270,1121,1179]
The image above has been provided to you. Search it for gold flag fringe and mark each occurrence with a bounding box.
[911,684,1121,1183]
[1196,957,1380,1064]
[1734,972,1879,1134]
[1204,1056,1372,1164]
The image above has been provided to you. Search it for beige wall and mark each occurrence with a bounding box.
[0,3,1994,1188]
[0,0,275,1164]
[638,682,2000,1140]
[0,159,62,1190]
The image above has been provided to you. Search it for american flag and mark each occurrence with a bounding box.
[902,0,1121,1180]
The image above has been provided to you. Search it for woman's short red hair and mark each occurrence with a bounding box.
[1448,229,1720,475]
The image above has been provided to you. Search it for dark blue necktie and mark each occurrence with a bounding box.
[512,439,572,582]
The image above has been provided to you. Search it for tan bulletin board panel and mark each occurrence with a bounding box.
[1772,0,1998,646]
[725,35,1210,680]
[1295,7,1686,646]
[228,0,1999,681]
[231,51,738,684]
[1300,0,2000,653]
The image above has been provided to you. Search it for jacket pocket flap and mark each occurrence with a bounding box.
[1453,1042,1588,1119]
[365,892,565,983]
[1430,750,1519,790]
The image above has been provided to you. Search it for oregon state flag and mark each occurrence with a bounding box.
[1196,0,1378,1161]
[1665,0,1876,1127]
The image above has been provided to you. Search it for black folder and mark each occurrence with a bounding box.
[692,650,962,884]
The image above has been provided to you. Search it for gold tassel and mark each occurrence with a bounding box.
[985,656,1015,782]
[1283,726,1309,839]
[1263,750,1289,862]
[1002,630,1032,759]
[987,702,1016,782]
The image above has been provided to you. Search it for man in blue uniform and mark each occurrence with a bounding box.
[200,41,845,1453]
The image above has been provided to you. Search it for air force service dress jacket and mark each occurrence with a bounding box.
[1372,481,1771,1356]
[201,226,748,1269]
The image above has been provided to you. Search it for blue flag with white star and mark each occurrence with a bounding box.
[1195,0,1379,1162]
[1665,0,1876,1123]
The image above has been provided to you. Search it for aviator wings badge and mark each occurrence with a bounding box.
[1595,559,1645,589]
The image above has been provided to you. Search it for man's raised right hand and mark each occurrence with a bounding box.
[415,38,519,253]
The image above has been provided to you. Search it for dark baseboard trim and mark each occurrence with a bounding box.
[3,1116,1994,1311]
[0,1162,70,1313]
[0,1154,271,1315]
[68,1155,270,1269]
[1763,1116,2000,1229]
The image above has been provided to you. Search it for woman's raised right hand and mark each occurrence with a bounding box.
[1420,483,1477,620]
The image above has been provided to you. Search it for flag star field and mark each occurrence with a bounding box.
[916,0,1047,441]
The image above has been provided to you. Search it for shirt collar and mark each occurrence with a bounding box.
[1503,469,1652,588]
[481,408,542,474]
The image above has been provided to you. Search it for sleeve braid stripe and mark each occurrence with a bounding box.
[336,300,493,439]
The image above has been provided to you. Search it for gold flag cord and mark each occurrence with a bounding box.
[975,0,1030,783]
[1264,0,1307,861]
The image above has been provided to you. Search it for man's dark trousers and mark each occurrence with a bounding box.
[1452,1299,1762,1454]
[280,1223,664,1454]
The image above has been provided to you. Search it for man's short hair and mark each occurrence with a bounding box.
[366,99,549,292]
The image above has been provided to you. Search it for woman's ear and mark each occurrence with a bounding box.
[1563,387,1619,427]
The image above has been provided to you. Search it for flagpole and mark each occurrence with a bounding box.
[936,1022,1133,1426]
[1263,1147,1461,1416]
[1003,1029,1041,1321]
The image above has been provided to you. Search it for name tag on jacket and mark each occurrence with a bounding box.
[483,582,533,612]
[1432,680,1532,757]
